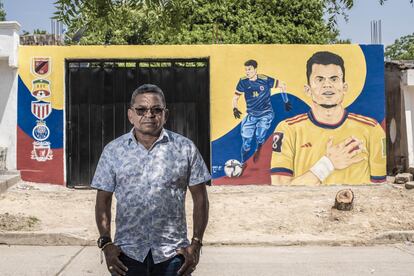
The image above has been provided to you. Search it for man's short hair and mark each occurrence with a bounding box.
[130,84,166,107]
[244,59,258,68]
[306,51,345,83]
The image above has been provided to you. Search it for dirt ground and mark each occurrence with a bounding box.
[0,181,414,245]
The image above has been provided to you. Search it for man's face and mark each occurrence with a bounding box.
[245,65,257,79]
[305,64,348,107]
[128,93,168,137]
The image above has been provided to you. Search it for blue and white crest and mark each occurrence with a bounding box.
[32,121,50,141]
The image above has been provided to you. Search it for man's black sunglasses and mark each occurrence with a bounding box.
[133,107,166,116]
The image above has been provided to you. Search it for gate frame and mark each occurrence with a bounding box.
[64,58,211,188]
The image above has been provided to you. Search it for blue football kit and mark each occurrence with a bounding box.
[236,74,277,117]
[236,74,277,163]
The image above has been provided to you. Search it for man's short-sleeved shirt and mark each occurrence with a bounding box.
[271,110,386,184]
[91,128,211,264]
[236,74,277,117]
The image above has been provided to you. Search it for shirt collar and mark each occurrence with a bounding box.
[128,128,170,146]
[307,109,349,129]
[156,128,170,144]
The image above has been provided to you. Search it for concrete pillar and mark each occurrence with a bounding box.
[0,21,20,170]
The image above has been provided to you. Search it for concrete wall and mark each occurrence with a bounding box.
[18,45,386,185]
[403,69,414,168]
[0,22,20,170]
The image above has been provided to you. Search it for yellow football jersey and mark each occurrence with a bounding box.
[271,110,386,184]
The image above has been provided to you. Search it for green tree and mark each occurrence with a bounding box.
[53,0,412,45]
[55,0,353,45]
[385,33,414,60]
[147,0,344,44]
[54,0,149,44]
[33,29,47,34]
[0,0,6,21]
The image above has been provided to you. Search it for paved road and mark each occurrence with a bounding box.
[0,245,413,276]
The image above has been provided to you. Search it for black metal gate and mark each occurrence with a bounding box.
[65,59,210,187]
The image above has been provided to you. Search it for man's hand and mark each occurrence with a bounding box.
[233,108,242,119]
[284,101,292,112]
[103,244,128,276]
[176,244,202,276]
[326,136,366,170]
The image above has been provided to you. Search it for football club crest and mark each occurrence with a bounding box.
[31,141,53,162]
[31,57,51,77]
[32,121,50,141]
[31,101,52,121]
[260,85,264,91]
[31,79,51,99]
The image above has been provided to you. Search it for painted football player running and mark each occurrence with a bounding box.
[233,59,290,173]
[271,51,386,185]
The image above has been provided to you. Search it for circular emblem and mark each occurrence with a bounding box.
[32,123,50,141]
[260,86,264,91]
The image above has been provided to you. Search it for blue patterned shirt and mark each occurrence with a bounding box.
[91,128,211,264]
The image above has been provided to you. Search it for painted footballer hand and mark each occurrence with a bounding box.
[279,82,292,112]
[233,107,242,119]
[326,136,366,170]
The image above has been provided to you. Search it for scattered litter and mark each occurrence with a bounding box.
[313,208,328,218]
[15,183,38,190]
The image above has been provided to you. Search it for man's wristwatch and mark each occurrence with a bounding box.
[97,236,112,249]
[191,237,203,247]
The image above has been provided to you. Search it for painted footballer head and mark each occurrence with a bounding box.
[244,59,258,80]
[304,51,348,109]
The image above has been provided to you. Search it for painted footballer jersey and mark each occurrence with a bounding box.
[236,74,277,117]
[271,110,386,184]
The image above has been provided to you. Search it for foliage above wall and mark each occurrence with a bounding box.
[0,0,6,21]
[53,0,357,45]
[53,0,414,45]
[385,33,414,60]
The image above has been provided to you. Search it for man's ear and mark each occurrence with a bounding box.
[164,109,169,124]
[304,84,311,97]
[127,108,134,124]
[343,82,348,93]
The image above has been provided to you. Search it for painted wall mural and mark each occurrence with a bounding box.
[17,55,64,184]
[17,45,385,185]
[212,45,386,185]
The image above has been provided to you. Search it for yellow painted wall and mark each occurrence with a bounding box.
[18,44,366,142]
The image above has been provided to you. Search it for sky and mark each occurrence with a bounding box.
[2,0,414,46]
[336,0,414,46]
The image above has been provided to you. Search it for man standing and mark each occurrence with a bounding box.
[233,59,290,169]
[92,84,210,276]
[271,51,386,185]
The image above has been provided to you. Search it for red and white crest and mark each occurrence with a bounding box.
[31,101,52,121]
[31,141,53,162]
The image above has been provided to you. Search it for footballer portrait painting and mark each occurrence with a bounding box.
[211,45,386,186]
